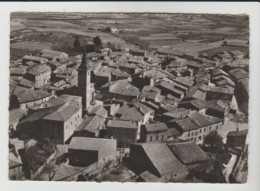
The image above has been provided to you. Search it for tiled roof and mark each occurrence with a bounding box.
[88,105,107,118]
[17,89,51,103]
[69,137,116,151]
[132,101,154,115]
[144,122,168,133]
[168,142,210,164]
[162,108,190,119]
[188,110,217,127]
[140,143,187,176]
[43,102,81,121]
[174,118,199,131]
[9,108,25,123]
[119,106,144,122]
[227,129,248,137]
[75,115,105,133]
[207,86,234,94]
[109,80,140,97]
[107,119,137,129]
[27,64,51,76]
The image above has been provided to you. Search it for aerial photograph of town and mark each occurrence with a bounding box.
[9,12,249,183]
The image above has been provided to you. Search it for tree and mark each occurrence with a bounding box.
[203,130,224,153]
[106,41,115,50]
[93,36,102,48]
[73,35,81,50]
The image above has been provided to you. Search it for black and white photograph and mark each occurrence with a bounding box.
[1,2,260,190]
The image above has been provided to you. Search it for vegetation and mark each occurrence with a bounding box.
[22,139,55,179]
[203,130,224,153]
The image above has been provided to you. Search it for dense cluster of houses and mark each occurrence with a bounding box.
[9,43,249,182]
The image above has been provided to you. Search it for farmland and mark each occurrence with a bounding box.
[10,12,249,59]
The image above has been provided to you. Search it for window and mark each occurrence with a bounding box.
[204,128,206,132]
[209,126,212,130]
[150,136,152,142]
[188,133,190,136]
[156,135,159,140]
[200,129,202,133]
[162,134,164,140]
[199,136,201,140]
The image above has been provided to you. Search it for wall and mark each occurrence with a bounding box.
[69,149,98,167]
[107,127,138,148]
[64,107,82,142]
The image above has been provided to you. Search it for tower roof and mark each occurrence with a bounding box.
[78,47,90,71]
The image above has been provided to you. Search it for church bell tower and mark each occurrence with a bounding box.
[77,48,92,111]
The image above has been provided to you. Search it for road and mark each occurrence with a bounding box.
[222,153,237,183]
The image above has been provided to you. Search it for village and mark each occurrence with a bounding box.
[9,13,249,183]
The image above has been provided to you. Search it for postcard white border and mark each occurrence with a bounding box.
[0,2,259,191]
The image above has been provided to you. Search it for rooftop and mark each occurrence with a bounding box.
[168,142,210,164]
[27,64,51,76]
[144,122,168,133]
[17,89,51,103]
[69,137,116,151]
[174,118,199,131]
[107,119,138,129]
[139,143,187,176]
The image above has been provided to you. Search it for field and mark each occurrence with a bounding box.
[11,41,53,51]
[10,13,249,59]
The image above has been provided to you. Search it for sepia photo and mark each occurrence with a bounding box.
[8,11,250,183]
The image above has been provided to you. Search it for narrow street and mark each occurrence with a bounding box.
[222,154,237,183]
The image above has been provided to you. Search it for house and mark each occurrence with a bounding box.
[229,68,249,81]
[68,137,117,167]
[206,86,234,101]
[118,62,139,75]
[18,79,35,90]
[94,71,112,89]
[140,122,168,143]
[168,141,210,170]
[206,101,226,119]
[107,119,138,148]
[156,81,184,99]
[169,117,200,142]
[47,60,66,71]
[23,64,51,88]
[40,49,69,61]
[88,105,108,118]
[161,108,190,121]
[22,55,48,65]
[17,89,52,109]
[18,95,82,144]
[131,76,155,90]
[74,115,106,138]
[226,129,248,149]
[183,89,206,101]
[173,77,194,88]
[10,68,26,79]
[130,49,145,57]
[187,111,223,144]
[132,101,155,123]
[140,85,161,102]
[100,80,140,103]
[178,99,207,114]
[129,142,188,182]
